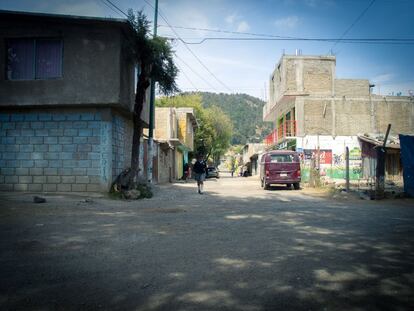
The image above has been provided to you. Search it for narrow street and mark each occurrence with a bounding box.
[1,175,414,311]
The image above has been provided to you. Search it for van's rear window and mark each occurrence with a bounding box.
[270,154,297,163]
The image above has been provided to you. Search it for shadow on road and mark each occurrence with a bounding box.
[0,184,413,311]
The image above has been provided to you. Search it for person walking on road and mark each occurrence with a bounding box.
[193,154,207,194]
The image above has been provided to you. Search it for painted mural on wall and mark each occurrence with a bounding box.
[300,147,362,181]
[328,147,362,180]
[303,149,332,164]
[297,136,363,181]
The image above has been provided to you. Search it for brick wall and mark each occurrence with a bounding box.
[335,79,369,97]
[112,114,133,180]
[301,97,414,136]
[157,146,173,183]
[303,100,333,135]
[154,108,170,140]
[0,108,133,192]
[303,59,333,94]
[285,59,297,92]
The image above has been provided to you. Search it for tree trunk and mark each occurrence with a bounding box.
[130,66,150,184]
[205,147,213,163]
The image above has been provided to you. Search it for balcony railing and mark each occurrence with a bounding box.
[264,120,297,146]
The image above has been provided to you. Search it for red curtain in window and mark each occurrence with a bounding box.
[7,39,35,80]
[35,39,62,79]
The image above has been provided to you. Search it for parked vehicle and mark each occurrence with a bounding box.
[206,166,220,178]
[259,150,301,190]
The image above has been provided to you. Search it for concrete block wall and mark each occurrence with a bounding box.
[335,79,370,97]
[264,55,336,122]
[0,108,133,192]
[302,59,333,94]
[285,59,297,92]
[154,108,170,140]
[300,97,414,137]
[373,97,414,135]
[112,114,133,180]
[157,146,173,183]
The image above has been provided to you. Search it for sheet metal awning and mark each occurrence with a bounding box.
[358,135,400,150]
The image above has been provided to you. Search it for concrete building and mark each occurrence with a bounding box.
[241,143,266,176]
[263,54,414,181]
[0,10,149,192]
[153,107,197,183]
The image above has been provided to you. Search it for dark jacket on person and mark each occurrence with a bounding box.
[193,160,206,174]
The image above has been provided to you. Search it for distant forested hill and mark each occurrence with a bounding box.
[184,92,272,145]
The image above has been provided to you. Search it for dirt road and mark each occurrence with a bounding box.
[1,175,413,310]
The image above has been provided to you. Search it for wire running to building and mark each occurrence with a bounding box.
[98,0,124,17]
[329,0,377,52]
[100,0,224,92]
[158,24,297,39]
[99,0,129,18]
[174,53,219,91]
[143,0,233,93]
[174,62,199,92]
[165,36,414,45]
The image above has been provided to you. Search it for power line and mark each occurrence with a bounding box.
[100,0,128,18]
[174,53,219,91]
[97,0,123,17]
[157,24,413,45]
[143,0,233,93]
[158,24,296,39]
[330,0,377,52]
[165,36,414,45]
[158,24,414,44]
[175,62,199,92]
[99,0,212,93]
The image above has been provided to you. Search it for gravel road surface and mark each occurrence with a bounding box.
[1,175,413,310]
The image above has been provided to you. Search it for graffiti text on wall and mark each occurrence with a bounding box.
[303,149,332,165]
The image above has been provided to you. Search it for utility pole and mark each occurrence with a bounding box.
[376,124,391,199]
[345,146,350,192]
[147,0,158,184]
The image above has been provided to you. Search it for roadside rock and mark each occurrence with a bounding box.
[359,192,372,200]
[33,196,46,203]
[124,189,141,200]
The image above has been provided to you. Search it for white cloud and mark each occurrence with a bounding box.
[225,13,250,32]
[225,13,239,25]
[201,55,268,72]
[371,73,394,84]
[237,21,250,32]
[158,7,211,37]
[274,16,300,29]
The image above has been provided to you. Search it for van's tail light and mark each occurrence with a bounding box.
[296,170,301,178]
[265,170,269,177]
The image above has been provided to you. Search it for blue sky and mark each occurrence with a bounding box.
[2,0,414,98]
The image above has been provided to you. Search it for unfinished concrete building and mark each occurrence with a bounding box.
[263,54,414,181]
[0,10,148,192]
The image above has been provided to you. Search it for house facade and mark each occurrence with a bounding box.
[263,54,414,181]
[0,10,148,192]
[153,107,197,183]
[241,143,266,176]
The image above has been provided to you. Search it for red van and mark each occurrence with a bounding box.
[260,150,301,190]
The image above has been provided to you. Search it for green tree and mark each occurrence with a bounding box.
[156,94,232,165]
[185,92,272,145]
[127,10,178,182]
[203,106,233,165]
